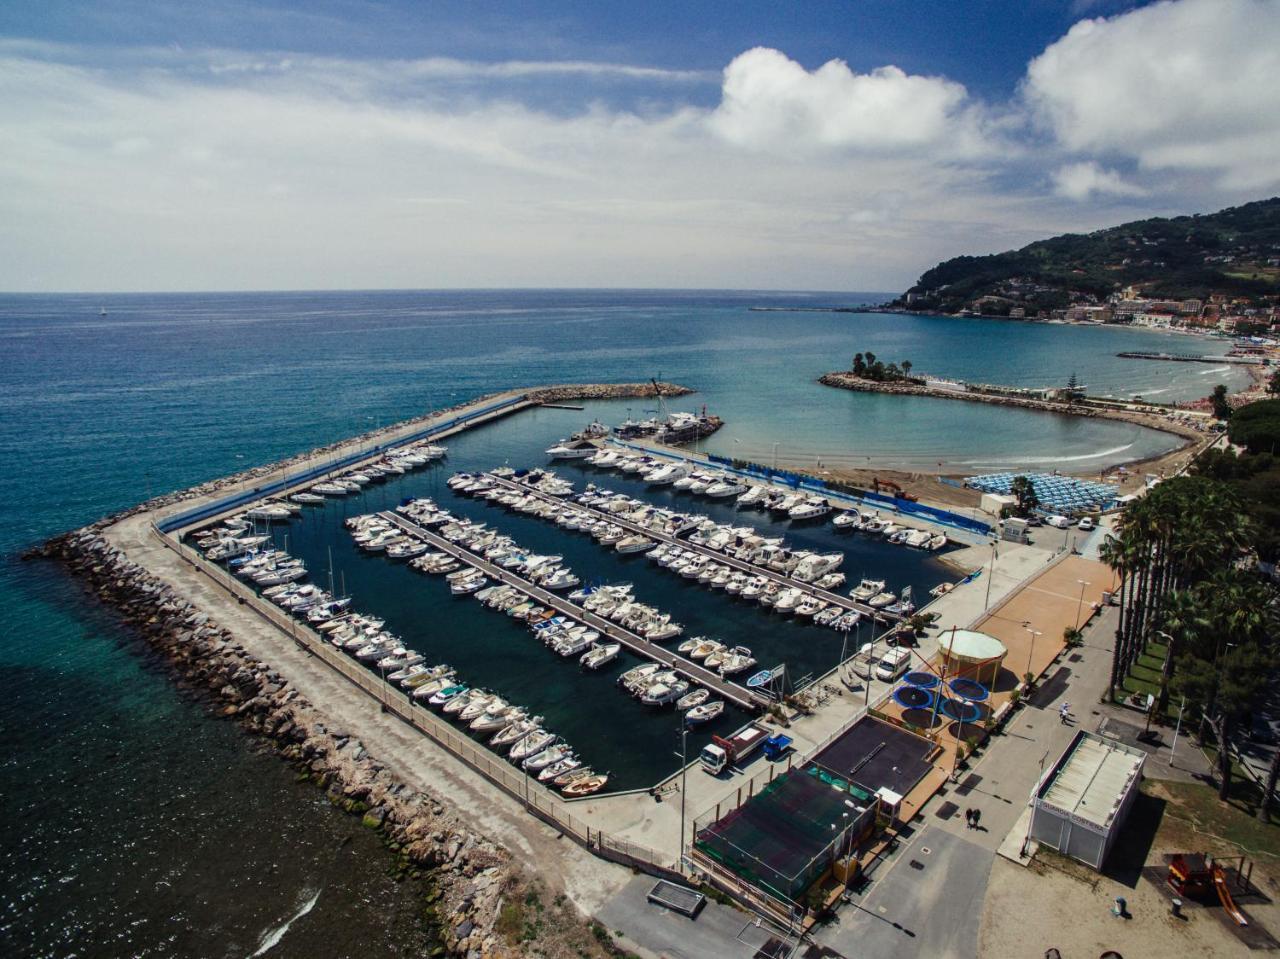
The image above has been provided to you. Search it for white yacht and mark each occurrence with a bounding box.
[788,497,831,521]
[546,439,596,460]
[642,462,688,486]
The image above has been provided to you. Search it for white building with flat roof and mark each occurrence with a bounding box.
[1029,730,1145,870]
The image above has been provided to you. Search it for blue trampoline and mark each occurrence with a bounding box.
[947,677,990,703]
[940,697,982,723]
[903,670,940,690]
[893,686,935,711]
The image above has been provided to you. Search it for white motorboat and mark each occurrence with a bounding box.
[538,756,582,782]
[640,679,689,706]
[290,492,327,505]
[868,591,898,609]
[540,567,580,591]
[491,716,541,747]
[792,552,844,583]
[615,535,656,555]
[546,439,596,459]
[712,646,755,675]
[461,695,504,724]
[643,462,688,486]
[832,510,863,530]
[689,638,724,661]
[795,596,826,618]
[511,730,555,763]
[851,578,886,602]
[580,642,621,670]
[773,588,805,613]
[788,497,831,521]
[524,742,572,772]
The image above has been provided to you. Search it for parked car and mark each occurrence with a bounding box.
[1046,515,1071,529]
[1077,517,1095,531]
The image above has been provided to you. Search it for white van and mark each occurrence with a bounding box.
[1046,515,1071,529]
[874,648,912,683]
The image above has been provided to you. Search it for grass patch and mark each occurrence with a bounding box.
[1148,778,1280,861]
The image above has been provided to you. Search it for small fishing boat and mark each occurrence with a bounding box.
[676,688,710,711]
[685,700,725,724]
[562,773,609,797]
[745,668,775,689]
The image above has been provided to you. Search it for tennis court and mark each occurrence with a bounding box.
[693,766,875,902]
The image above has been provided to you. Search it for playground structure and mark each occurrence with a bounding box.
[1167,853,1252,926]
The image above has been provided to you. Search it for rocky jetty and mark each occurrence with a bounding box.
[34,528,635,958]
[817,371,1206,446]
[527,381,693,403]
[36,530,517,955]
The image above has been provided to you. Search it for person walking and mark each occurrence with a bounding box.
[972,808,982,830]
[1060,702,1071,724]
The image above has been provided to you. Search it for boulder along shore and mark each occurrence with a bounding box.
[29,384,688,958]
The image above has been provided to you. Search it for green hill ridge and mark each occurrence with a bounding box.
[894,197,1280,315]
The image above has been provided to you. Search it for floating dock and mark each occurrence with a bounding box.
[483,474,900,624]
[380,511,771,713]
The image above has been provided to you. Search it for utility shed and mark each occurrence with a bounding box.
[1029,731,1145,870]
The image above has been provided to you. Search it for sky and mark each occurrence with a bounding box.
[1,0,1278,293]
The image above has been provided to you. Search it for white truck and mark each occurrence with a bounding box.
[700,721,770,774]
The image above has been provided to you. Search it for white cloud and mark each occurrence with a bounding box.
[1052,161,1147,200]
[1026,0,1280,190]
[0,44,1029,292]
[710,47,985,153]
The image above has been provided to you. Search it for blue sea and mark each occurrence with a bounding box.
[0,290,1246,957]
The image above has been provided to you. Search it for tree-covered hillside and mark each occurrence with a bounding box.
[896,197,1280,314]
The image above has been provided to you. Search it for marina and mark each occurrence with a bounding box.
[160,387,957,802]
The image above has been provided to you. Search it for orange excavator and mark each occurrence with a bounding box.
[872,476,919,502]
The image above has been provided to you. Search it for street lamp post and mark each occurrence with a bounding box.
[1074,579,1091,630]
[679,720,689,874]
[1023,623,1042,683]
[983,536,998,611]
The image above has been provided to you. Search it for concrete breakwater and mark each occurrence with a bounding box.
[817,371,1207,451]
[43,381,693,537]
[36,529,514,957]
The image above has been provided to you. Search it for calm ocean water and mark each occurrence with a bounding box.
[0,290,1246,957]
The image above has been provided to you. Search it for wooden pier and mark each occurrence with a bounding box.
[481,474,900,624]
[380,511,770,713]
